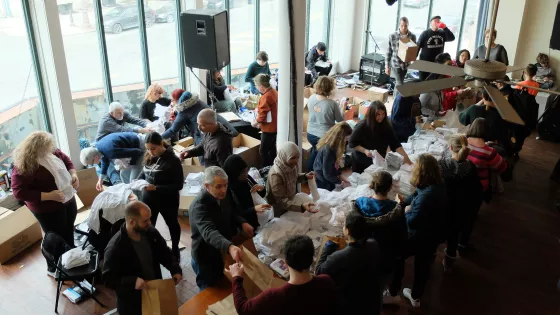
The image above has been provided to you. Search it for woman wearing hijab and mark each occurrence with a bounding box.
[265,142,318,216]
[223,155,271,229]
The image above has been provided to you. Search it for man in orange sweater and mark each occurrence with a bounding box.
[252,74,278,167]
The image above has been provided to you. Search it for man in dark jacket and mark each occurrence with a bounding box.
[316,211,382,315]
[96,101,150,141]
[103,201,182,315]
[179,109,235,167]
[306,42,332,80]
[417,16,455,80]
[391,93,422,142]
[189,166,254,290]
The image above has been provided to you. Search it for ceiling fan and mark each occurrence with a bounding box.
[395,0,560,126]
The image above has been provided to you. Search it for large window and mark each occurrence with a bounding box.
[259,0,279,64]
[365,0,399,56]
[307,0,329,50]
[458,0,482,55]
[0,1,48,171]
[228,0,255,87]
[431,0,467,56]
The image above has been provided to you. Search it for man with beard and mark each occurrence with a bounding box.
[103,201,182,315]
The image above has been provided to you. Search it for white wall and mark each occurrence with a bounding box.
[330,0,368,73]
[491,0,526,68]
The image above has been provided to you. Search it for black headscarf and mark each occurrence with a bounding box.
[222,155,260,228]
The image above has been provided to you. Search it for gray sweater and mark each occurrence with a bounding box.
[473,44,509,65]
[306,95,344,138]
[96,112,147,141]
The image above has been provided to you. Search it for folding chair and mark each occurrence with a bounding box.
[41,232,105,313]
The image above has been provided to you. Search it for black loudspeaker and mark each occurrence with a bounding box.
[180,9,230,70]
[551,1,560,50]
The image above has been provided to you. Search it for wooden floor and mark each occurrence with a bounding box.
[1,138,560,314]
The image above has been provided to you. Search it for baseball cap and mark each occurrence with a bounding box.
[430,15,441,21]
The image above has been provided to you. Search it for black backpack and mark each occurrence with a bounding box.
[537,95,560,142]
[508,88,539,130]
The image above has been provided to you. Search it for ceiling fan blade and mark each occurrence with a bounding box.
[502,80,560,96]
[506,65,525,73]
[484,85,525,126]
[408,60,466,77]
[396,77,468,97]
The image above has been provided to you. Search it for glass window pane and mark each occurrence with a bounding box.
[259,0,279,64]
[146,0,179,82]
[56,0,107,143]
[458,0,481,56]
[431,0,465,57]
[228,0,255,74]
[367,0,399,55]
[400,0,430,41]
[308,0,327,50]
[0,1,47,171]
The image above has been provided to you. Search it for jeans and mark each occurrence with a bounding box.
[96,162,121,185]
[249,81,259,94]
[306,133,320,172]
[389,238,437,299]
[119,156,144,183]
[391,67,407,87]
[191,258,224,291]
[260,132,277,167]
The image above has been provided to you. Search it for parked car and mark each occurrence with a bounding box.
[203,0,225,9]
[154,2,177,23]
[103,5,156,34]
[403,0,429,8]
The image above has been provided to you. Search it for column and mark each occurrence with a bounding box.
[29,0,81,167]
[276,0,306,152]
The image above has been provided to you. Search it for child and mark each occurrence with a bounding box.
[535,53,555,89]
[515,64,540,96]
[313,122,352,191]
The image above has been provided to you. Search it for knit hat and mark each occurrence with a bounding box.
[178,91,193,104]
[171,88,184,102]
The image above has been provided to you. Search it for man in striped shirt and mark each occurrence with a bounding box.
[385,17,417,86]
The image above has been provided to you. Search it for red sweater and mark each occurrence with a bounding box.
[256,88,278,133]
[467,143,507,192]
[12,149,75,213]
[232,274,336,315]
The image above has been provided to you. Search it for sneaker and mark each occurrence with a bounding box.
[442,248,457,272]
[382,290,401,304]
[47,270,56,278]
[403,288,420,308]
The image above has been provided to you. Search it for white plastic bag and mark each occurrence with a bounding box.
[61,248,90,269]
[371,150,388,169]
[308,178,320,201]
[251,192,273,226]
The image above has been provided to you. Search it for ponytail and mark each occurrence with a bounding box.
[457,146,471,161]
[449,134,470,161]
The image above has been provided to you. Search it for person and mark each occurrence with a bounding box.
[535,53,556,89]
[245,51,271,94]
[96,101,150,141]
[265,142,318,216]
[419,89,445,121]
[169,88,185,123]
[416,16,456,80]
[137,132,184,261]
[312,122,352,191]
[251,73,278,167]
[306,76,344,171]
[178,109,235,167]
[432,52,470,111]
[189,166,254,290]
[79,132,144,191]
[206,69,243,112]
[439,135,482,271]
[103,201,182,315]
[466,118,508,204]
[315,211,382,314]
[140,83,172,122]
[222,155,270,230]
[387,154,447,308]
[349,101,412,173]
[514,64,540,96]
[459,89,511,149]
[390,93,422,142]
[226,235,337,315]
[161,91,238,148]
[453,49,470,68]
[473,29,509,65]
[386,17,417,86]
[306,42,332,81]
[11,132,80,274]
[496,75,514,97]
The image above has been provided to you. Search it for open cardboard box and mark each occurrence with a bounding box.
[73,167,102,225]
[0,206,42,264]
[233,134,261,168]
[367,86,389,103]
[179,164,205,216]
[173,137,194,155]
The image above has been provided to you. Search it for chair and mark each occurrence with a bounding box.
[41,232,105,313]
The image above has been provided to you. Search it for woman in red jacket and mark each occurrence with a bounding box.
[11,132,80,274]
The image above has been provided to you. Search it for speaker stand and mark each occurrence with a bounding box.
[189,67,220,111]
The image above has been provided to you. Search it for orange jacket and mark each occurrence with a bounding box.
[256,88,278,133]
[515,80,539,96]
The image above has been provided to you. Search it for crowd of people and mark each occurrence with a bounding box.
[7,12,552,315]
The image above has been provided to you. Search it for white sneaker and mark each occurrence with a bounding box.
[403,288,421,307]
[382,290,402,304]
[47,270,56,278]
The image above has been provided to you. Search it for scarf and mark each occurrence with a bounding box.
[272,142,300,196]
[38,153,74,203]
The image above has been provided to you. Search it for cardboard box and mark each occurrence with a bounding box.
[75,167,101,210]
[179,164,205,215]
[0,206,42,264]
[398,38,419,63]
[367,86,389,103]
[232,134,261,168]
[0,209,12,220]
[174,137,194,154]
[301,140,313,172]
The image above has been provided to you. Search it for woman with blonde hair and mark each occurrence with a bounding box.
[306,75,344,171]
[11,131,80,275]
[312,122,352,190]
[140,83,172,122]
[439,135,482,272]
[252,73,278,166]
[386,153,446,308]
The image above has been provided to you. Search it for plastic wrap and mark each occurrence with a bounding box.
[251,192,274,226]
[308,178,320,201]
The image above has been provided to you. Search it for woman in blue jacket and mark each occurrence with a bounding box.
[312,122,352,190]
[390,93,422,143]
[385,153,446,308]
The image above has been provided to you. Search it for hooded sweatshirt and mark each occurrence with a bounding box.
[139,147,184,208]
[188,122,235,167]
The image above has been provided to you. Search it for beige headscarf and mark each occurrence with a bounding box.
[273,142,300,196]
